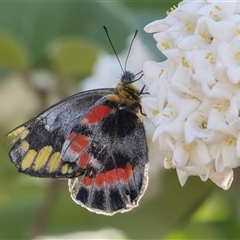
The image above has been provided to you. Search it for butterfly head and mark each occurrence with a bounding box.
[121,71,135,84]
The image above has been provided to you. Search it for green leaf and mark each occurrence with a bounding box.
[0,31,30,70]
[47,37,101,78]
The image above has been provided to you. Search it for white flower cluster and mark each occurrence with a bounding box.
[142,0,240,190]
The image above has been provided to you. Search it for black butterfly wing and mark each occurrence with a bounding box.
[7,87,149,215]
[7,88,113,178]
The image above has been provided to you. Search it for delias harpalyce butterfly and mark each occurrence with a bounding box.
[6,26,149,216]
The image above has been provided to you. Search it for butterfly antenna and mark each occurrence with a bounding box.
[124,30,138,72]
[134,70,143,77]
[103,26,124,74]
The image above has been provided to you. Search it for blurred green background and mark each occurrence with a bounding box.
[1,1,240,239]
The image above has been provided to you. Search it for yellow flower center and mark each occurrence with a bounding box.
[205,52,215,64]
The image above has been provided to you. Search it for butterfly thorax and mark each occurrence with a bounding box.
[108,71,140,106]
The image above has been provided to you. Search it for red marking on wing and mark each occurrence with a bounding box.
[117,168,128,183]
[70,135,90,154]
[126,163,133,178]
[95,173,105,188]
[83,176,94,187]
[106,169,118,185]
[83,105,112,124]
[78,152,90,169]
[66,132,77,142]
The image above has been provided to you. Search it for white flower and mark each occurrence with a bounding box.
[143,0,240,190]
[218,35,240,84]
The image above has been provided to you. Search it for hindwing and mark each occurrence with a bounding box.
[66,98,148,215]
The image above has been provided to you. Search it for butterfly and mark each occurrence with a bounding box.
[6,27,149,216]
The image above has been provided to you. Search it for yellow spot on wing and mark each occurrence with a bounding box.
[68,167,73,174]
[47,152,61,173]
[20,129,29,139]
[7,127,25,137]
[33,146,53,171]
[21,150,37,171]
[61,164,69,174]
[21,141,29,151]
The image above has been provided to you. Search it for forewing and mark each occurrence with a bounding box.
[67,102,149,215]
[7,88,113,178]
